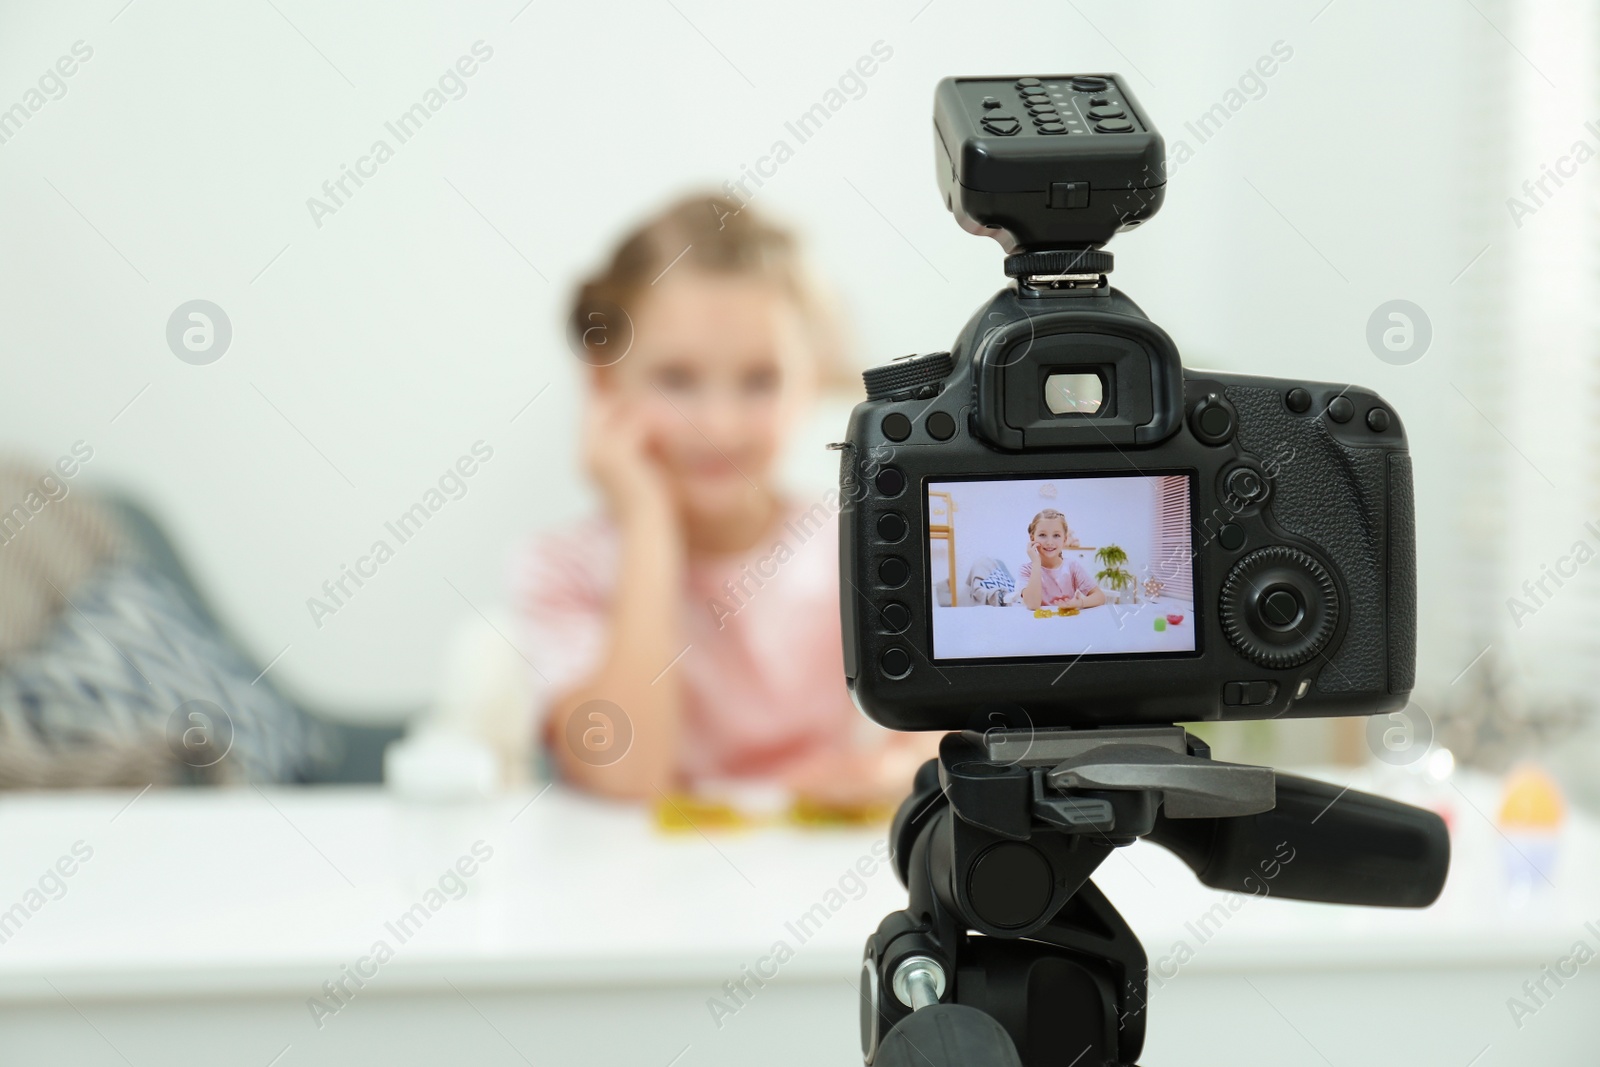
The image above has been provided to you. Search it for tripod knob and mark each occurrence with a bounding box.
[874,1004,1023,1067]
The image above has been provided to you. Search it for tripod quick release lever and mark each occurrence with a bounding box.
[1045,741,1276,820]
[941,726,1274,840]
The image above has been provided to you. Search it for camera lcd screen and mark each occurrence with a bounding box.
[927,474,1197,661]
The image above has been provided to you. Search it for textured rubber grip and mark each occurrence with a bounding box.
[1386,453,1418,694]
[1147,773,1449,908]
[874,1004,1022,1067]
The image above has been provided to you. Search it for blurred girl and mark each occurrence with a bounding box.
[1019,508,1105,611]
[515,194,930,805]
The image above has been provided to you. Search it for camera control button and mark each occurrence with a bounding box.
[1087,106,1126,120]
[1261,587,1304,629]
[881,413,912,441]
[926,411,957,440]
[981,115,1021,136]
[982,96,1002,109]
[880,647,912,679]
[1226,466,1267,503]
[1218,523,1246,551]
[1038,122,1068,135]
[1189,394,1236,444]
[1223,681,1279,706]
[1015,77,1042,89]
[880,602,912,632]
[879,557,910,587]
[877,513,907,542]
[1367,407,1392,432]
[1326,396,1355,423]
[1200,407,1231,436]
[1071,76,1109,91]
[875,467,906,497]
[1094,118,1134,133]
[1285,387,1312,413]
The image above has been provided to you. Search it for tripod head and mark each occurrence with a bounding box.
[862,725,1450,1066]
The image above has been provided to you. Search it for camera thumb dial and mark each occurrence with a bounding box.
[1219,546,1339,669]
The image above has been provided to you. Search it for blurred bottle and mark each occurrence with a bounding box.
[1497,764,1565,909]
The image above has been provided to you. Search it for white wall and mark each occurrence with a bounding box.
[0,0,1528,716]
[1497,2,1600,706]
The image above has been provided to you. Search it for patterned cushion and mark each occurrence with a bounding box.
[0,562,328,786]
[970,557,1015,593]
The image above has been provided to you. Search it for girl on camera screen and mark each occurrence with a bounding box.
[1019,508,1105,611]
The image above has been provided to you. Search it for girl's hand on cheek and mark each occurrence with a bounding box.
[584,393,675,527]
[1027,540,1042,567]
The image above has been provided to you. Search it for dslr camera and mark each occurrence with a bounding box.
[843,75,1443,1067]
[839,73,1415,735]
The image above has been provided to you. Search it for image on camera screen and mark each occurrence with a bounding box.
[927,474,1197,661]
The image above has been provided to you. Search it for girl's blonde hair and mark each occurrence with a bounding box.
[1028,508,1071,538]
[569,192,851,388]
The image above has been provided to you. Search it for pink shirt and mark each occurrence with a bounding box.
[512,502,866,783]
[1019,557,1098,605]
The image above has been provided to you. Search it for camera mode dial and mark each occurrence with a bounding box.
[1220,546,1339,669]
[864,352,954,401]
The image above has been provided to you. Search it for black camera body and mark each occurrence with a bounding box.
[838,74,1416,733]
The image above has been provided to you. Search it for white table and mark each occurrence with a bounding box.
[932,599,1198,660]
[0,769,1593,1066]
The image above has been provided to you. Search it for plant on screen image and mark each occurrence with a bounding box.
[1095,544,1135,603]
